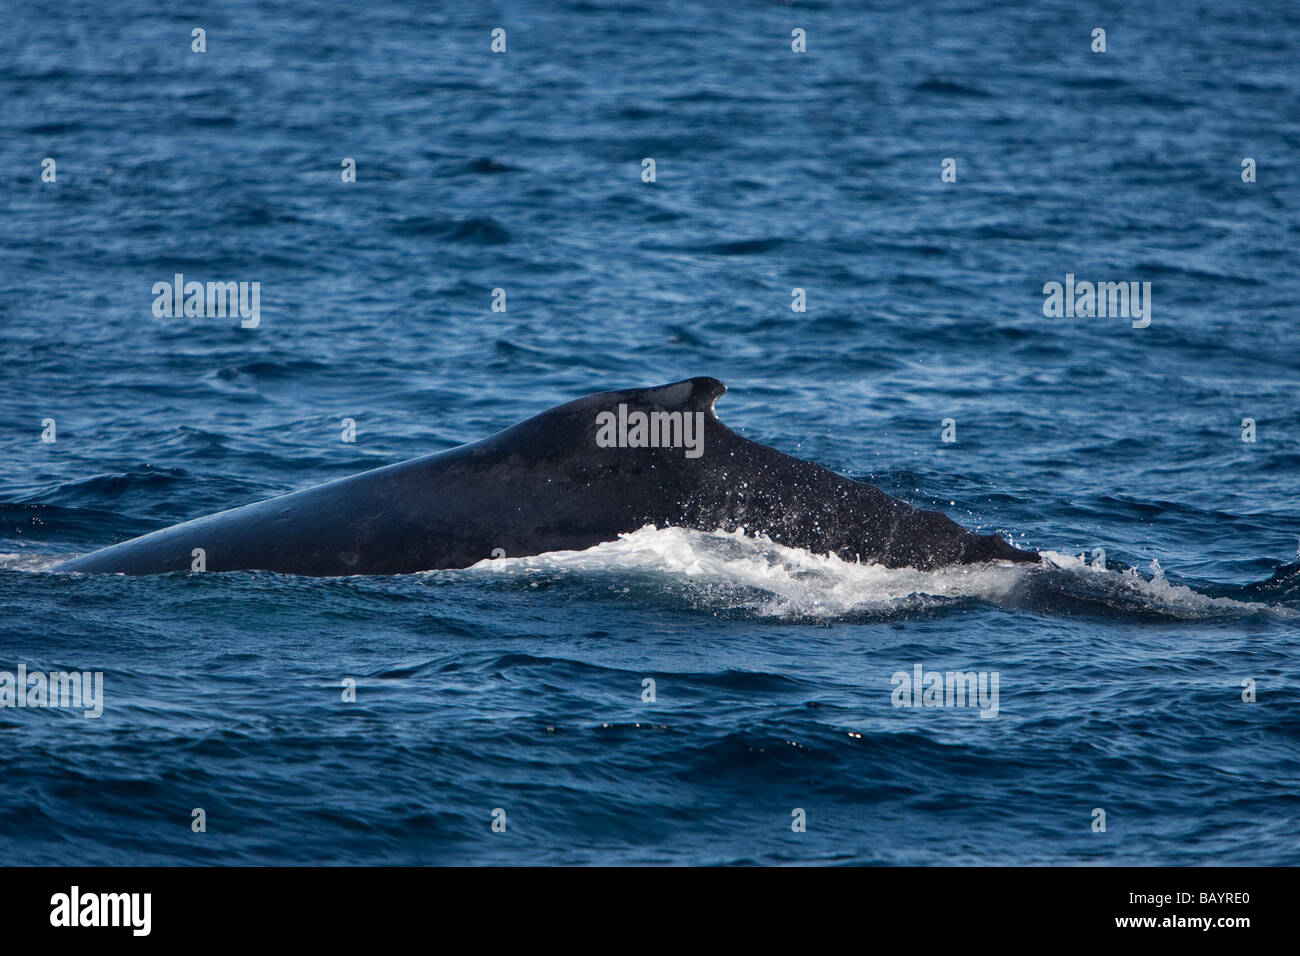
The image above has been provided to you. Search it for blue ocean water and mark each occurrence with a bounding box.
[2,0,1298,865]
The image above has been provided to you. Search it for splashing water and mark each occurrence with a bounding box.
[468,526,1287,622]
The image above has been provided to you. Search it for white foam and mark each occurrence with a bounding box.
[469,526,1279,619]
[0,552,66,572]
[15,530,1287,620]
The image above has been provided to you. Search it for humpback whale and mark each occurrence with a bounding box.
[53,377,1039,576]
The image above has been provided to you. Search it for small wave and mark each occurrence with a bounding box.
[389,216,511,244]
[459,158,522,175]
[646,238,787,256]
[214,358,330,380]
[913,79,992,98]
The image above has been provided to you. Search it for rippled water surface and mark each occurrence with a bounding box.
[1,0,1298,864]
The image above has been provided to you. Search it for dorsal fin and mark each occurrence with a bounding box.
[626,377,727,415]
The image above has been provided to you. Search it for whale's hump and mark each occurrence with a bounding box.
[53,375,1047,576]
[626,376,727,415]
[549,376,728,424]
[479,376,730,453]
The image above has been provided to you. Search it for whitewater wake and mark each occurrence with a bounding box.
[468,526,1293,621]
[15,527,1293,621]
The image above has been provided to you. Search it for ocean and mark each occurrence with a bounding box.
[1,0,1298,865]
